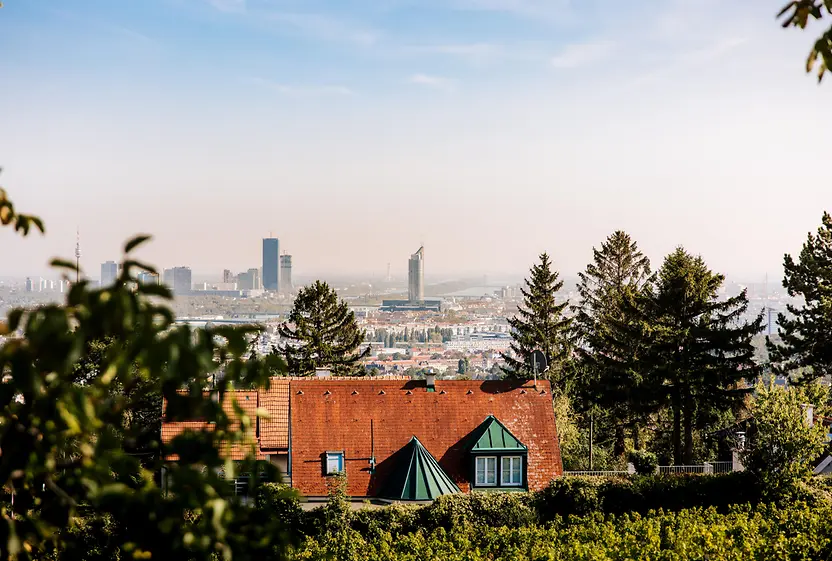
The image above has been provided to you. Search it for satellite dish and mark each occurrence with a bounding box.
[530,350,547,375]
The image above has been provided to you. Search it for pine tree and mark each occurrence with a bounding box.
[502,253,573,389]
[573,231,653,455]
[768,211,832,383]
[637,248,763,464]
[278,280,369,376]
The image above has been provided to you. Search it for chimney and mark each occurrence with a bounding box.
[315,368,331,378]
[425,373,436,392]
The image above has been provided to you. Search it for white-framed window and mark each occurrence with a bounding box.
[325,452,344,475]
[475,456,497,486]
[501,456,523,486]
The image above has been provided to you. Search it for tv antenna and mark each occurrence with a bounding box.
[530,349,548,389]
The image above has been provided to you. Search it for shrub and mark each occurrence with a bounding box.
[628,450,658,475]
[532,477,603,521]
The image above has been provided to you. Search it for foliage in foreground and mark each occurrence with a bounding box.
[292,503,832,561]
[0,190,289,560]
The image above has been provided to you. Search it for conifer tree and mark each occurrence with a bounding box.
[572,231,653,455]
[502,253,573,389]
[279,280,369,376]
[768,211,832,383]
[636,248,764,464]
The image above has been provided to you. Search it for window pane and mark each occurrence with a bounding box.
[475,457,486,485]
[512,458,521,483]
[326,453,343,474]
[501,457,511,484]
[486,457,496,484]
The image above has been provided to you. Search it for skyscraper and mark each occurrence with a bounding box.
[163,267,192,296]
[100,261,118,287]
[280,255,293,293]
[262,238,280,292]
[408,246,424,303]
[25,277,33,293]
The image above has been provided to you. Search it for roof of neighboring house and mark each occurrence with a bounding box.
[161,390,263,461]
[260,378,290,450]
[380,436,460,501]
[290,379,561,497]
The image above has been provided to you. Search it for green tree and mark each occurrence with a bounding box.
[0,190,290,559]
[573,231,653,455]
[278,280,369,376]
[778,1,832,82]
[742,382,827,497]
[502,253,573,389]
[637,248,764,464]
[767,212,832,384]
[457,358,470,375]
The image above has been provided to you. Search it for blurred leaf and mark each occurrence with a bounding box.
[124,235,152,254]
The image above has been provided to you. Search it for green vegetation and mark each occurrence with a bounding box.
[573,230,653,456]
[278,280,368,376]
[778,1,832,82]
[501,253,573,387]
[0,191,290,559]
[768,211,832,383]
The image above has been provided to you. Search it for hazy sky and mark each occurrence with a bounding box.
[1,0,830,281]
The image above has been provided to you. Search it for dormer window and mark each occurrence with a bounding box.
[468,416,528,490]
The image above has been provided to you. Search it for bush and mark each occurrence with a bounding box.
[419,492,537,530]
[628,450,658,475]
[290,503,832,561]
[255,483,307,545]
[533,472,763,521]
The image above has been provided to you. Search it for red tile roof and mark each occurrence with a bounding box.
[260,378,290,450]
[289,379,562,497]
[161,390,263,461]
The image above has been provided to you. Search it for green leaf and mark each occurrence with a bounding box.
[50,258,79,272]
[124,235,152,254]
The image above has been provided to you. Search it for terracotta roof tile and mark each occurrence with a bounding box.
[289,379,562,497]
[161,390,263,461]
[260,378,290,450]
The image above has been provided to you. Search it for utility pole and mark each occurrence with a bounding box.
[589,414,594,471]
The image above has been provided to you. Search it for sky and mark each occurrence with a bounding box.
[1,0,830,282]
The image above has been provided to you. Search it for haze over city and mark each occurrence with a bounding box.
[2,0,830,280]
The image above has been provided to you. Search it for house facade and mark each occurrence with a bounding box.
[161,377,562,502]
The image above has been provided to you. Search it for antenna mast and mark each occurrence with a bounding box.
[74,228,81,283]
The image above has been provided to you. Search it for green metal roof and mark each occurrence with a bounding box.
[380,436,461,501]
[468,415,527,452]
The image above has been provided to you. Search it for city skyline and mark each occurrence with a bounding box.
[2,0,830,280]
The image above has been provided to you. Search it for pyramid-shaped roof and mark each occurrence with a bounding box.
[381,436,461,501]
[468,415,527,452]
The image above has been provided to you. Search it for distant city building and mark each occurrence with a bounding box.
[138,272,160,285]
[408,246,424,303]
[280,255,293,293]
[237,268,261,291]
[163,267,192,296]
[100,261,118,287]
[25,277,33,292]
[262,238,280,292]
[223,269,234,284]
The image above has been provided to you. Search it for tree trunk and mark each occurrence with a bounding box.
[613,425,626,458]
[632,423,640,451]
[672,389,682,465]
[683,390,694,465]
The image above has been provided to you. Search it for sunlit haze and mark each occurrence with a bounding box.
[1,0,829,281]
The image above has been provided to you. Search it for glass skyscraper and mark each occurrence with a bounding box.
[262,238,280,291]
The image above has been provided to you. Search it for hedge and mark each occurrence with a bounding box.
[290,503,832,561]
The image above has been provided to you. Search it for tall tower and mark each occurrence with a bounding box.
[280,254,293,293]
[262,238,280,292]
[408,246,424,303]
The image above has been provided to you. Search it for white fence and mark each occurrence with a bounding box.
[565,461,736,477]
[563,470,630,477]
[657,462,734,475]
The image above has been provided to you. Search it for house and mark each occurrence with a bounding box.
[161,376,562,503]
